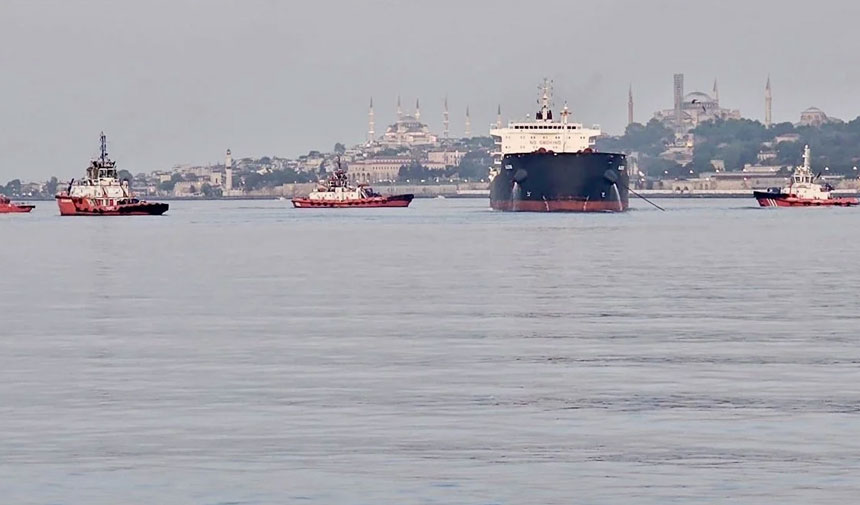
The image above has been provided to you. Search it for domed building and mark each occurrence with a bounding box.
[652,74,741,132]
[378,98,438,148]
[797,107,842,127]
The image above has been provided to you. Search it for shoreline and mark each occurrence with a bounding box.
[12,188,859,202]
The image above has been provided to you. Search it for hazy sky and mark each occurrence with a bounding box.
[3,0,860,180]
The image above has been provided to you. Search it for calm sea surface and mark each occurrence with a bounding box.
[2,198,860,504]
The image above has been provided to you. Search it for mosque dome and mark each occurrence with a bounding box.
[386,116,430,134]
[684,91,716,104]
[798,106,831,126]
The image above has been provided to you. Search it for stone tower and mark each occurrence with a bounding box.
[765,76,773,128]
[443,96,449,139]
[224,148,233,194]
[367,97,375,143]
[628,83,634,127]
[673,73,684,132]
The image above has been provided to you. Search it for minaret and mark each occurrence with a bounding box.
[673,73,684,132]
[396,95,402,121]
[713,78,720,105]
[627,83,634,126]
[464,106,471,138]
[415,98,421,121]
[367,97,375,143]
[443,96,449,139]
[224,148,233,194]
[765,76,773,128]
[496,104,502,129]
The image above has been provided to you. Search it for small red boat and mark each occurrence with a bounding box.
[754,145,858,208]
[292,165,413,208]
[55,132,169,216]
[0,195,35,213]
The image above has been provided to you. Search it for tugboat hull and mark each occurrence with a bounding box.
[292,194,414,208]
[56,196,169,216]
[0,203,35,213]
[753,191,859,207]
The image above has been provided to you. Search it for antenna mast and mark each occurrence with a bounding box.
[100,131,108,163]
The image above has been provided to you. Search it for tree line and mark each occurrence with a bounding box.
[597,117,860,178]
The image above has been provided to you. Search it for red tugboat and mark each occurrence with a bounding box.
[292,164,413,208]
[754,145,858,207]
[0,195,35,213]
[55,132,168,216]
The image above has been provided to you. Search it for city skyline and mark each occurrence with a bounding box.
[3,0,860,179]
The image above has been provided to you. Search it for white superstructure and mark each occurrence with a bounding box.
[782,145,833,200]
[490,81,602,174]
[307,169,378,202]
[64,132,133,204]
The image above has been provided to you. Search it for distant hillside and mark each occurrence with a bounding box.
[598,117,860,178]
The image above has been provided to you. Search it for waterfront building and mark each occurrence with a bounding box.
[427,150,465,167]
[774,133,800,143]
[347,156,412,182]
[659,134,695,165]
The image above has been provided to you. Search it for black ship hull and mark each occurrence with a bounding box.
[490,151,629,212]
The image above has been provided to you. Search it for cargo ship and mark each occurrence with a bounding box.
[0,195,35,213]
[292,165,413,208]
[754,145,858,207]
[55,132,168,216]
[489,81,629,212]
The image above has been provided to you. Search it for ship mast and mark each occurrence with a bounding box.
[100,131,108,164]
[561,101,570,151]
[537,79,553,121]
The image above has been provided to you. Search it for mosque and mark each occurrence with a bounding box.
[797,106,842,127]
[375,97,438,147]
[651,74,741,132]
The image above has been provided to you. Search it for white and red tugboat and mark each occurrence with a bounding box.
[292,165,413,208]
[754,145,858,207]
[55,132,168,216]
[0,195,35,213]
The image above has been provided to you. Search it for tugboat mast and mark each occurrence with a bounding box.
[100,131,108,163]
